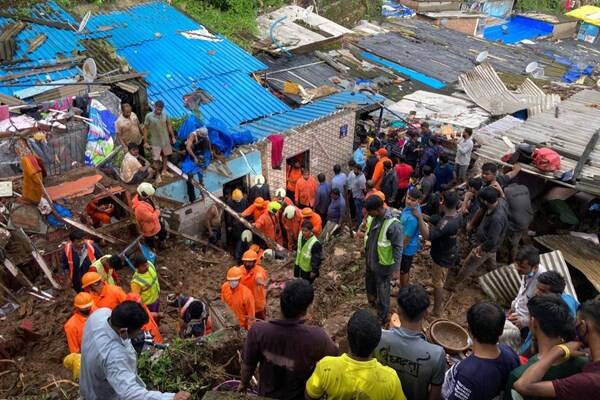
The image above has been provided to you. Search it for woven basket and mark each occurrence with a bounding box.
[428,319,470,354]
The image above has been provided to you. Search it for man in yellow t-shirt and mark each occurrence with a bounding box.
[305,309,406,400]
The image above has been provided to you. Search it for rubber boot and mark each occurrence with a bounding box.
[433,288,444,317]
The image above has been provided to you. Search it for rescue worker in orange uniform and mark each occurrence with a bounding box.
[221,266,255,329]
[64,292,95,353]
[282,205,304,250]
[273,188,294,207]
[61,230,102,292]
[295,169,318,209]
[85,198,115,228]
[125,292,163,344]
[255,201,284,246]
[81,271,127,310]
[286,160,303,200]
[241,197,267,222]
[302,207,322,237]
[240,250,268,320]
[132,182,167,250]
[371,148,391,189]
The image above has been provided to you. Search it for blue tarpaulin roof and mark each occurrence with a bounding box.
[0,1,84,97]
[85,1,290,122]
[484,15,553,44]
[240,91,383,140]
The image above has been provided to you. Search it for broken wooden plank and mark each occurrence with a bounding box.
[0,13,73,30]
[3,258,34,289]
[62,217,125,244]
[167,162,286,253]
[27,34,47,53]
[95,182,132,213]
[0,64,74,82]
[15,228,61,289]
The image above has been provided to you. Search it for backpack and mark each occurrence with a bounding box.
[532,147,561,172]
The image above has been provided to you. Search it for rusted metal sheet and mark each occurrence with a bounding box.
[475,89,600,196]
[459,63,561,116]
[536,234,600,292]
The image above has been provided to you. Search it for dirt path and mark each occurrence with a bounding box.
[0,230,484,398]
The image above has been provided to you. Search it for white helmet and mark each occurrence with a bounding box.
[137,182,155,197]
[275,188,286,198]
[255,175,265,185]
[283,205,296,219]
[241,230,253,243]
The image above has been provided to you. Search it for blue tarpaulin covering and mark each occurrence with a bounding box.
[484,15,553,44]
[543,51,594,83]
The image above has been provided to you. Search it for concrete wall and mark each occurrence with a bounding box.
[259,110,357,194]
[155,150,262,235]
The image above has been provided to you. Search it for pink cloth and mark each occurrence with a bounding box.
[267,135,284,169]
[0,105,9,121]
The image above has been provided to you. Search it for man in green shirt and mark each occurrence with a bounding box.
[506,295,586,400]
[143,100,176,181]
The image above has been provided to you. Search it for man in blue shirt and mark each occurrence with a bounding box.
[326,188,346,226]
[314,173,331,222]
[434,153,454,192]
[519,270,580,355]
[399,188,422,287]
[331,164,347,194]
[353,142,367,169]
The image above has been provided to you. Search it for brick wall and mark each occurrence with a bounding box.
[259,110,357,194]
[433,17,480,36]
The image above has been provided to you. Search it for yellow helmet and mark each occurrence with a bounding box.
[268,201,282,214]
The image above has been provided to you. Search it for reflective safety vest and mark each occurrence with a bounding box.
[90,255,116,285]
[364,216,399,266]
[132,262,160,305]
[65,240,96,280]
[295,233,319,272]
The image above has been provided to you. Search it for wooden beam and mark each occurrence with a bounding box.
[0,64,74,82]
[62,217,125,244]
[574,129,600,180]
[0,13,73,30]
[14,228,61,289]
[167,162,286,252]
[95,182,132,213]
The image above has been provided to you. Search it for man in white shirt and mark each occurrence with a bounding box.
[508,245,546,329]
[80,301,191,400]
[120,143,154,185]
[455,128,474,184]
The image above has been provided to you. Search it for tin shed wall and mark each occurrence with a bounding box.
[259,110,356,193]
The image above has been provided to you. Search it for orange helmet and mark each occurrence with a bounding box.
[226,266,243,280]
[81,271,102,289]
[73,292,94,310]
[301,207,313,217]
[125,292,142,303]
[254,197,265,207]
[242,250,258,262]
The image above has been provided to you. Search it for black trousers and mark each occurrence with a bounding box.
[294,265,317,284]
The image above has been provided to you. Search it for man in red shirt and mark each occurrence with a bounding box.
[394,154,414,208]
[514,299,600,399]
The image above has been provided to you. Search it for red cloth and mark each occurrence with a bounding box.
[394,163,414,189]
[267,135,284,169]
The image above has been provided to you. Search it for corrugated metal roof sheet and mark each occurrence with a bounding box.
[84,1,290,121]
[475,115,523,144]
[240,91,382,140]
[478,250,578,306]
[0,1,84,97]
[458,63,561,116]
[475,89,600,194]
[387,90,490,129]
[536,235,600,292]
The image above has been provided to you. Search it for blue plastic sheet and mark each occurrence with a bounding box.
[483,16,553,44]
[47,203,73,227]
[206,117,255,157]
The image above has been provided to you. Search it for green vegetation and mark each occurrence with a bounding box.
[514,0,564,13]
[174,0,283,50]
